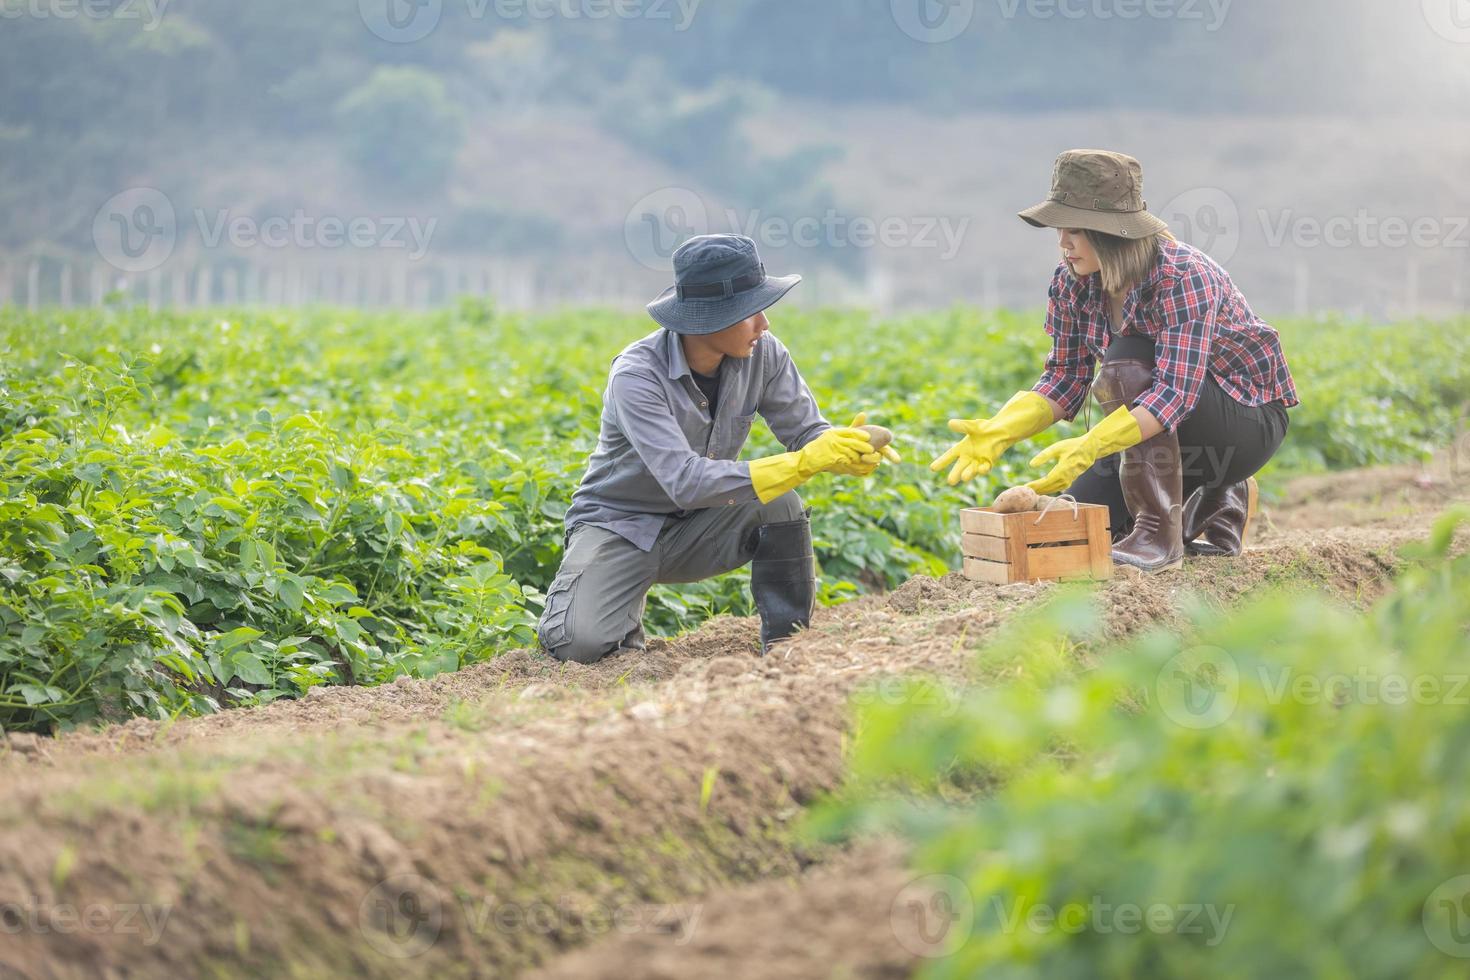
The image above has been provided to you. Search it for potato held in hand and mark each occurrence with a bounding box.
[992,485,1038,513]
[855,425,893,452]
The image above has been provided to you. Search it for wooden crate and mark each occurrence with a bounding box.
[960,503,1113,584]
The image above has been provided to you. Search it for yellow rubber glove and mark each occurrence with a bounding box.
[1024,405,1144,495]
[829,413,902,477]
[930,391,1055,485]
[750,426,876,503]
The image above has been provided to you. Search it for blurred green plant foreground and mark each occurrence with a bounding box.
[814,509,1470,979]
[0,303,1465,731]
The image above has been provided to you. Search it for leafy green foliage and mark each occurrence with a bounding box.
[334,66,464,194]
[1,305,1464,732]
[816,510,1470,979]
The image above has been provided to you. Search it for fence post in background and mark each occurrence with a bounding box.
[865,263,894,317]
[0,259,10,307]
[288,266,305,306]
[195,264,213,308]
[518,263,536,310]
[26,259,41,310]
[346,261,361,307]
[390,263,408,307]
[58,263,73,308]
[1405,258,1419,320]
[1454,258,1463,310]
[486,263,500,306]
[1294,263,1309,317]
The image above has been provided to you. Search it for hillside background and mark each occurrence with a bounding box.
[3,0,1468,315]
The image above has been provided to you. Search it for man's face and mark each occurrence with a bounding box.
[711,310,770,358]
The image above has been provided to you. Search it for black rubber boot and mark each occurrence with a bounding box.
[749,516,815,655]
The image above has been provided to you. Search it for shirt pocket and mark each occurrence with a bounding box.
[726,411,757,450]
[536,568,583,652]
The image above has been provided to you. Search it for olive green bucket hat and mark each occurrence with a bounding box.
[1018,149,1169,239]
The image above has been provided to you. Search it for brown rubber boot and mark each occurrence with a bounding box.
[1091,357,1185,574]
[1111,433,1186,572]
[1182,477,1258,557]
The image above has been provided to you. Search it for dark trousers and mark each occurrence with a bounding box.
[1065,334,1291,534]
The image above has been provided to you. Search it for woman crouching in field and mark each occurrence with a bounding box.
[932,149,1299,573]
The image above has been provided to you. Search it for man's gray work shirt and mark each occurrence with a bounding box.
[563,328,831,551]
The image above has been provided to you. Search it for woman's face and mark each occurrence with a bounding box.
[1058,229,1100,278]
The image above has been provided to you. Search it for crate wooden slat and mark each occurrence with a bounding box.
[1027,543,1095,579]
[961,533,1008,562]
[963,555,1014,585]
[960,503,1112,584]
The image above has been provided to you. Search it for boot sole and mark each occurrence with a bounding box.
[1112,554,1185,574]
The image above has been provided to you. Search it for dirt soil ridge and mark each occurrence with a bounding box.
[0,464,1462,979]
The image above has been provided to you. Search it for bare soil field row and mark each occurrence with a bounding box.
[0,462,1461,979]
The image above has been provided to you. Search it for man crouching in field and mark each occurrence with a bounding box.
[537,234,900,663]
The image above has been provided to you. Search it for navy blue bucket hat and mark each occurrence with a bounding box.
[647,234,801,335]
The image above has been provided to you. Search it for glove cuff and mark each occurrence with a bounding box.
[750,453,806,504]
[995,390,1057,442]
[1086,405,1144,457]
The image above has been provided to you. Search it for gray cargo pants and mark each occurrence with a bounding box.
[537,493,804,664]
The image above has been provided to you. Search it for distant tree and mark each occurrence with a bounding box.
[334,67,464,195]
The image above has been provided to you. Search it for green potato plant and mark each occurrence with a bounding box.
[1,304,1465,731]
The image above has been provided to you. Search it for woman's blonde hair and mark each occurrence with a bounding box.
[1075,228,1175,294]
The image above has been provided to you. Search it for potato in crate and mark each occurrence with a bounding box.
[960,498,1113,584]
